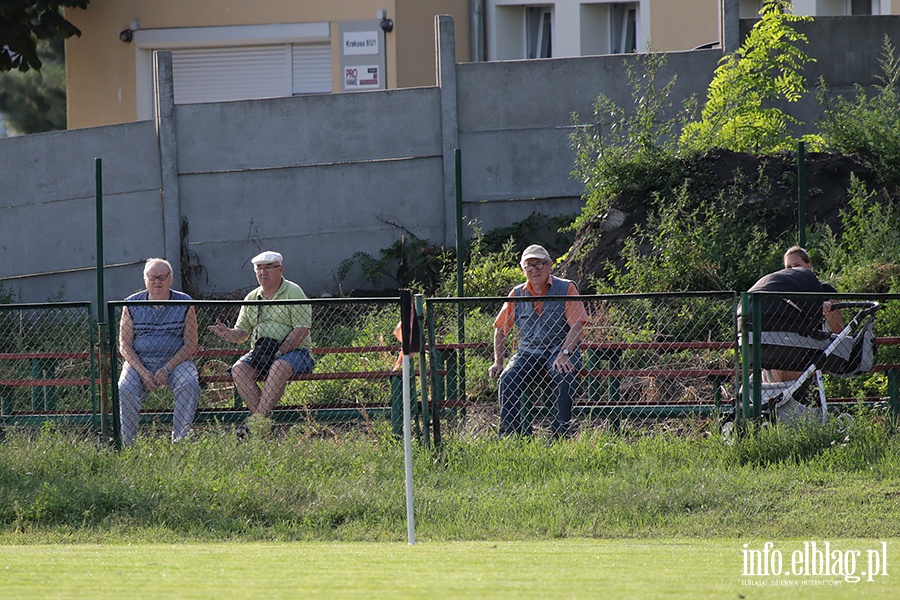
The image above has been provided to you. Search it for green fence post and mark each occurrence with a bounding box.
[797,140,806,247]
[1,386,11,416]
[888,370,900,422]
[739,292,751,424]
[426,300,443,447]
[750,293,763,419]
[586,348,600,404]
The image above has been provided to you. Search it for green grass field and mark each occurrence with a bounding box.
[0,539,896,598]
[2,411,900,597]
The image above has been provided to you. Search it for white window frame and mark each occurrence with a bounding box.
[610,3,638,54]
[526,6,554,58]
[133,23,331,120]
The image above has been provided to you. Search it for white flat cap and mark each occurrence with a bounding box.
[251,251,283,266]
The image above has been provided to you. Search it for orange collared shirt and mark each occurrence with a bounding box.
[493,279,588,335]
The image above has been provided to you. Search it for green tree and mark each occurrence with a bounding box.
[679,0,815,154]
[0,1,89,73]
[0,38,67,133]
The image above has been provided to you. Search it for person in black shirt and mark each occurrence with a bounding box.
[747,246,843,382]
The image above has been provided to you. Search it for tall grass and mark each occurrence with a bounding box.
[1,411,899,543]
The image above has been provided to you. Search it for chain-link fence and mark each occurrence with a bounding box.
[427,292,740,439]
[0,302,100,434]
[108,298,406,446]
[5,292,900,444]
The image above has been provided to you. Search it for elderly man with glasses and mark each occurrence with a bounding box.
[118,258,200,445]
[488,245,588,438]
[208,251,314,435]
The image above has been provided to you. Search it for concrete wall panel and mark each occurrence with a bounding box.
[459,128,582,201]
[174,88,442,173]
[178,156,444,295]
[1,121,159,205]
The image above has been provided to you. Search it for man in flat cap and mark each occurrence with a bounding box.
[209,251,314,432]
[488,244,588,438]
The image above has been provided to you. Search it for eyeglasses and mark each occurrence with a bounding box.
[145,274,170,282]
[255,264,282,272]
[522,261,548,271]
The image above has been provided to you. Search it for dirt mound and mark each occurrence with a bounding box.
[557,150,878,290]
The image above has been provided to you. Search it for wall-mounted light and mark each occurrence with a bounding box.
[119,19,140,43]
[377,9,393,33]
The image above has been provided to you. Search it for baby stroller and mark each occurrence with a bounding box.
[734,300,881,427]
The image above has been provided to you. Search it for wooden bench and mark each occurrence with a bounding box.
[3,337,900,432]
[0,345,426,435]
[429,340,738,420]
[191,345,414,433]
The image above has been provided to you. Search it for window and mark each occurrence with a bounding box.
[739,0,765,18]
[611,3,637,54]
[526,6,553,58]
[850,0,874,15]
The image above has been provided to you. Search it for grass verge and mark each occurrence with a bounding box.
[0,408,898,542]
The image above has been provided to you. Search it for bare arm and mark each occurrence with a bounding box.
[166,306,199,369]
[488,328,507,379]
[208,319,252,344]
[119,307,158,389]
[551,320,584,374]
[279,326,310,355]
[823,301,844,333]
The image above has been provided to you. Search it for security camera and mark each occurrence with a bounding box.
[380,17,394,33]
[119,29,134,43]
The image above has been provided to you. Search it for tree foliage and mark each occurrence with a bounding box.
[679,0,815,153]
[0,0,89,73]
[0,38,67,133]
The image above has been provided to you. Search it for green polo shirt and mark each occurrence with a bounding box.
[234,278,312,348]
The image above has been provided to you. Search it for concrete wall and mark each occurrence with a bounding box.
[2,15,899,304]
[456,49,720,229]
[175,87,445,297]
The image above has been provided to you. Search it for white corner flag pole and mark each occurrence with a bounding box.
[402,352,416,545]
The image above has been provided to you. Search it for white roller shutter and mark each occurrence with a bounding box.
[171,45,291,104]
[292,44,332,94]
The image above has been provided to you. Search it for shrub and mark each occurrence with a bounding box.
[599,180,780,293]
[570,51,688,227]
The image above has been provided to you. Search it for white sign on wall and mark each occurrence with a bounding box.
[339,20,386,91]
[344,65,381,89]
[343,31,379,55]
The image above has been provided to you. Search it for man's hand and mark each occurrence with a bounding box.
[208,319,229,338]
[551,352,576,374]
[151,367,171,387]
[488,361,503,379]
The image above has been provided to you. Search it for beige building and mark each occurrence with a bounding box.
[66,1,898,130]
[485,0,721,60]
[65,0,471,129]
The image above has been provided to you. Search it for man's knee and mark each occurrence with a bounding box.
[266,359,294,383]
